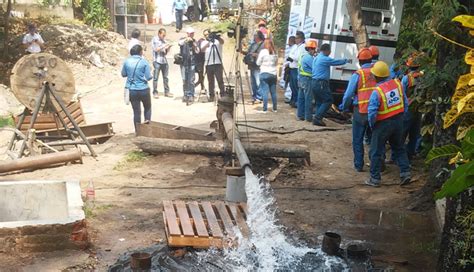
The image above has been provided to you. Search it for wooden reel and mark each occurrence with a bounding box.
[10,53,76,111]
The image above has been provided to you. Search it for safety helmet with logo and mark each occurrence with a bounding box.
[406,56,421,68]
[305,40,317,49]
[357,48,372,60]
[370,61,390,78]
[369,45,379,57]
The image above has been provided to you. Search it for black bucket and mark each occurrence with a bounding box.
[347,243,369,259]
[322,232,341,256]
[130,252,151,271]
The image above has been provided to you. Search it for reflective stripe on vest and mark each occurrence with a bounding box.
[298,53,312,77]
[355,68,377,113]
[375,79,405,121]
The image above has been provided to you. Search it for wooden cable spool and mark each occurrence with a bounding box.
[10,53,76,111]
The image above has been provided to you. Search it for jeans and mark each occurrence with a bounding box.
[403,110,422,159]
[130,88,151,132]
[175,9,184,30]
[311,79,333,120]
[181,65,195,98]
[289,68,299,105]
[152,62,170,94]
[352,107,369,170]
[260,72,277,111]
[297,76,313,121]
[206,64,225,98]
[369,114,411,182]
[250,68,261,101]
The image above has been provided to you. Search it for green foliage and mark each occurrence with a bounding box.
[456,209,474,267]
[270,1,290,49]
[82,0,111,29]
[0,116,14,128]
[426,144,462,163]
[38,0,70,7]
[114,150,149,170]
[433,129,474,199]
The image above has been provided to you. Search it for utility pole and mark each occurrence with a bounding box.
[3,0,12,59]
[346,0,370,49]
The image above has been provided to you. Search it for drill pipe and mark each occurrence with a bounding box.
[221,112,251,169]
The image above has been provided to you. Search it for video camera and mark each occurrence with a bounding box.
[208,31,222,42]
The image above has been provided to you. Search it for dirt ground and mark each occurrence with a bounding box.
[0,22,439,271]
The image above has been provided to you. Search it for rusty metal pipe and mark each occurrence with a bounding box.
[222,112,251,169]
[0,149,82,174]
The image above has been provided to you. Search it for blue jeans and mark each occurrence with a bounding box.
[311,79,333,120]
[175,9,184,30]
[352,107,369,170]
[181,65,195,98]
[369,114,411,182]
[153,62,170,94]
[289,68,299,105]
[403,110,422,159]
[297,76,313,120]
[130,88,151,132]
[250,68,261,101]
[260,73,277,111]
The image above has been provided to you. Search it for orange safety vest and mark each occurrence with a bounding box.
[355,68,377,113]
[375,79,405,121]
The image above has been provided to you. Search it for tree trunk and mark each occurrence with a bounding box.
[133,137,311,162]
[193,0,200,21]
[3,0,12,60]
[346,0,370,49]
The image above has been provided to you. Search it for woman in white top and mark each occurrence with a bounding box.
[256,39,278,112]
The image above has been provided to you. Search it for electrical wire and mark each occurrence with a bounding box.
[430,29,473,50]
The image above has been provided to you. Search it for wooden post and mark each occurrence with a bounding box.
[346,0,370,49]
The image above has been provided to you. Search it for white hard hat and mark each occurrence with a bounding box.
[186,27,195,33]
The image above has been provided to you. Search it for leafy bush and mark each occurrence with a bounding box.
[82,0,111,29]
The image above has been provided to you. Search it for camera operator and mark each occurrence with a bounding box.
[22,23,44,54]
[178,27,199,104]
[200,29,225,102]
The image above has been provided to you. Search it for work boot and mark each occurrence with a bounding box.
[400,176,411,186]
[312,118,326,127]
[364,178,380,187]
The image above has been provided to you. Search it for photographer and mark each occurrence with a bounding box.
[22,23,44,54]
[200,29,225,102]
[151,28,172,98]
[178,27,199,104]
[243,31,265,103]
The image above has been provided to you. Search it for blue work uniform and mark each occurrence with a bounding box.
[311,53,347,122]
[367,78,410,184]
[401,73,422,159]
[297,52,314,121]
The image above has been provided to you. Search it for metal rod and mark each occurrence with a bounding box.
[222,112,250,169]
[48,83,97,157]
[0,149,82,174]
[7,107,27,151]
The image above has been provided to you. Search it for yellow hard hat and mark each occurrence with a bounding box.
[370,61,390,78]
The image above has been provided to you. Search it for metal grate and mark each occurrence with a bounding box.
[361,0,391,10]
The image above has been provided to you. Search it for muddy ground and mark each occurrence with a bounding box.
[0,23,438,271]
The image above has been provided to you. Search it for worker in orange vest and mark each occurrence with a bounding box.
[366,61,411,187]
[339,48,375,172]
[401,56,423,160]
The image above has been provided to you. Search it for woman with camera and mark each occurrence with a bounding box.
[256,39,278,113]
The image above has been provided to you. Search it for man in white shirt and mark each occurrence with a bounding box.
[22,24,44,54]
[287,31,305,108]
[200,29,225,102]
[128,29,142,52]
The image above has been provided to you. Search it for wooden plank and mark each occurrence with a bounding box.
[163,201,181,236]
[168,235,223,249]
[175,200,195,236]
[239,203,248,218]
[188,201,209,237]
[227,202,250,238]
[201,202,223,238]
[215,201,235,236]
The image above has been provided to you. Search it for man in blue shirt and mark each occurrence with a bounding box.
[339,47,374,172]
[121,44,153,132]
[311,43,347,126]
[297,40,317,121]
[172,0,188,32]
[366,61,411,187]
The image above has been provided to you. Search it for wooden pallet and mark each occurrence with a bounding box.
[163,200,249,249]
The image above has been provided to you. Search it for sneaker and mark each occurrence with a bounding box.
[272,109,277,113]
[208,96,215,102]
[257,110,268,114]
[354,167,363,172]
[297,117,305,121]
[312,118,326,127]
[153,92,159,99]
[165,93,173,97]
[400,176,411,186]
[364,178,380,187]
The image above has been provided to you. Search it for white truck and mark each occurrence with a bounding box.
[287,0,404,102]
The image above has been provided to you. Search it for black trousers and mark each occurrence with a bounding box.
[206,64,225,97]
